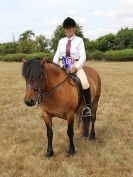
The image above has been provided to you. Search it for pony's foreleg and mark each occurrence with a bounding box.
[42,114,54,157]
[67,112,76,155]
[45,122,54,157]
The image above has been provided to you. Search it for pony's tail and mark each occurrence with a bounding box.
[74,112,82,130]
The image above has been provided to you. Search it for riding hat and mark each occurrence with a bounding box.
[63,17,76,28]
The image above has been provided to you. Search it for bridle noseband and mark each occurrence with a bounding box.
[27,85,43,105]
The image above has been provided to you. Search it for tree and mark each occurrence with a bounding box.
[115,28,133,49]
[96,33,117,51]
[35,35,48,52]
[19,30,35,41]
[83,38,97,52]
[18,30,35,53]
[0,42,18,55]
[51,24,84,51]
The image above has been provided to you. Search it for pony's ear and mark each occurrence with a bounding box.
[22,59,27,63]
[40,57,48,65]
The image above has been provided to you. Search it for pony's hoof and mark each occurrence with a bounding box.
[89,133,96,141]
[67,149,76,156]
[82,132,89,140]
[45,150,54,158]
[82,133,89,139]
[82,136,89,140]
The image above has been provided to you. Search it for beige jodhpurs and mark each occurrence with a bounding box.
[74,61,89,89]
[76,67,89,89]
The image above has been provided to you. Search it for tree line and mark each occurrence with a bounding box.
[0,25,133,61]
[0,30,50,55]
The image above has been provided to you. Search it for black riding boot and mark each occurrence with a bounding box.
[82,87,92,137]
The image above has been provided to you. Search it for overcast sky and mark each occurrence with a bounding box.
[0,0,133,42]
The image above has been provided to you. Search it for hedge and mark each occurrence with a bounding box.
[0,49,133,62]
[86,50,104,61]
[86,49,133,61]
[103,49,133,61]
[0,52,54,62]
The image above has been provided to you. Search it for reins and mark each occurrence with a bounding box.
[42,75,69,97]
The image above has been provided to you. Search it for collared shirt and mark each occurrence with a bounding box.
[53,35,86,69]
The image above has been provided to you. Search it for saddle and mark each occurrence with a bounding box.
[68,73,84,108]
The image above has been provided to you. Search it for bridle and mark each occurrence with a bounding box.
[26,75,70,106]
[27,85,43,105]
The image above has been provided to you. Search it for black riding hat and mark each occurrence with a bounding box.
[63,17,76,28]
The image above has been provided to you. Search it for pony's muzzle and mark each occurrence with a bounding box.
[24,97,36,106]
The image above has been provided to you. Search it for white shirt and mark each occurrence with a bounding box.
[53,35,86,69]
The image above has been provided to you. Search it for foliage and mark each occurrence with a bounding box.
[0,42,18,55]
[95,33,117,51]
[84,38,97,52]
[0,30,49,55]
[115,28,133,49]
[86,49,133,61]
[17,30,49,54]
[104,49,133,61]
[0,52,52,62]
[35,35,48,52]
[17,40,35,53]
[1,49,133,62]
[87,50,104,61]
[0,27,133,62]
[19,30,35,41]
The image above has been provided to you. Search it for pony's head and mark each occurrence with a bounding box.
[22,58,46,106]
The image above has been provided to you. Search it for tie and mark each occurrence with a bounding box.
[66,39,71,58]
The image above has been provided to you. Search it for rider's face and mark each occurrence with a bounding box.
[64,27,76,38]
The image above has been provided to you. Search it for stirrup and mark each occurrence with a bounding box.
[82,106,92,118]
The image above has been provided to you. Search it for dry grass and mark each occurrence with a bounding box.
[0,61,133,177]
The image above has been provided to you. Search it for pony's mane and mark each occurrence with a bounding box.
[22,58,63,83]
[22,58,45,83]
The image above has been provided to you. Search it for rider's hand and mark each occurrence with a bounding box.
[59,63,64,68]
[69,67,77,74]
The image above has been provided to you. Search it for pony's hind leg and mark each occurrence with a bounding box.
[67,112,76,156]
[82,113,91,138]
[90,100,98,140]
[90,114,96,140]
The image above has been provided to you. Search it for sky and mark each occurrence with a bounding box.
[0,0,133,42]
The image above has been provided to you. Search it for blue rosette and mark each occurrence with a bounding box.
[61,56,74,69]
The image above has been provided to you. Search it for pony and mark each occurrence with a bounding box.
[22,58,101,157]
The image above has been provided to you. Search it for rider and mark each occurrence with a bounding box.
[53,17,91,119]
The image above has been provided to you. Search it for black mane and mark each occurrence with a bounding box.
[22,58,45,83]
[22,58,64,84]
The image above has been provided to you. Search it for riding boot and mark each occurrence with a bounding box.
[82,87,92,137]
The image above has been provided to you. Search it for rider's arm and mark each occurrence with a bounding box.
[53,40,61,64]
[75,38,86,69]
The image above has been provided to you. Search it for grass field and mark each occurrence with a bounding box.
[0,61,133,177]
